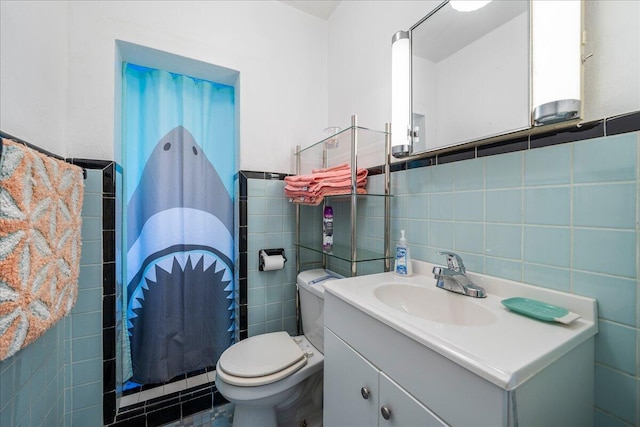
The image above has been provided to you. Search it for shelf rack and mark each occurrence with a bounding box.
[293,115,392,277]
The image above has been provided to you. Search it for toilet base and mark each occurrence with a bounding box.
[233,404,278,427]
[230,371,323,427]
[276,371,323,427]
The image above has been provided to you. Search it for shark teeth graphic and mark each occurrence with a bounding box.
[127,250,234,384]
[143,252,223,282]
[127,250,233,331]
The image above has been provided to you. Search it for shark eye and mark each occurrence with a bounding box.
[192,146,198,155]
[163,142,171,151]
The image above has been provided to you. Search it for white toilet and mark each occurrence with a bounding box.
[215,269,342,427]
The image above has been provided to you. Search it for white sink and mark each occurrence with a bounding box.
[324,260,598,390]
[374,283,496,326]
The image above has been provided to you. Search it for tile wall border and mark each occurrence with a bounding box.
[389,111,639,172]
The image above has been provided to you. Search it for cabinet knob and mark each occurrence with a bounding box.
[360,387,370,399]
[381,406,392,420]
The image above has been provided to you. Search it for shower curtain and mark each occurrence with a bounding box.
[123,63,235,384]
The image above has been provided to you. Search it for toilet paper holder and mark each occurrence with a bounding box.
[259,248,287,271]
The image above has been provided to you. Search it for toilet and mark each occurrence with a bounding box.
[215,269,342,427]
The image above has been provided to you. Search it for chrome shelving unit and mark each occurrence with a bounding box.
[293,115,392,277]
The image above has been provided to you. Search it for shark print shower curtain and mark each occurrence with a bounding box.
[123,64,235,384]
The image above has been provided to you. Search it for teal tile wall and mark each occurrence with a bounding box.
[246,178,297,337]
[326,193,388,277]
[64,168,104,424]
[0,319,65,427]
[245,173,387,329]
[390,131,640,426]
[0,167,105,427]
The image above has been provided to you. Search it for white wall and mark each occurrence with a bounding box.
[2,1,638,173]
[327,1,441,132]
[583,0,640,121]
[1,1,328,174]
[1,1,69,156]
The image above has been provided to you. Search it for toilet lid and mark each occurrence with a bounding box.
[217,356,307,387]
[218,331,306,378]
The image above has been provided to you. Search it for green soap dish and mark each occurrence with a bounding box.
[501,297,580,324]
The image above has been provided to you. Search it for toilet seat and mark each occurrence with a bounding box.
[217,331,308,387]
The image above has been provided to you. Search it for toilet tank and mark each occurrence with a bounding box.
[297,269,343,354]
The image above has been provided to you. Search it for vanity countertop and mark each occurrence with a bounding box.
[323,261,598,390]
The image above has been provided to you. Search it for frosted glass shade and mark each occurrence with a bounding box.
[532,0,582,125]
[392,31,411,157]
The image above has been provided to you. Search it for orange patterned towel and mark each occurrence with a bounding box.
[0,139,84,361]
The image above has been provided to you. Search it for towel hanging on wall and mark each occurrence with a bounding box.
[0,138,84,361]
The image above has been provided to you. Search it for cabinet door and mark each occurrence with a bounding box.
[379,373,448,427]
[324,329,379,427]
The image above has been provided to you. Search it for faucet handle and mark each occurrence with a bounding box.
[437,251,466,274]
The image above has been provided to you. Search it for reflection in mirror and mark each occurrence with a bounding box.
[410,0,530,153]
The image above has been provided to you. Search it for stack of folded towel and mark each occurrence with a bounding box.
[285,163,368,205]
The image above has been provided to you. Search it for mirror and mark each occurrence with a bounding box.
[409,0,531,153]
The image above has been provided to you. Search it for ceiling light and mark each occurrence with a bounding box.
[450,1,492,12]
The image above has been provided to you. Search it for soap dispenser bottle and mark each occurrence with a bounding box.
[394,229,412,276]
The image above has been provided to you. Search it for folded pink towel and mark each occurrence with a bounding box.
[285,165,367,189]
[290,187,368,206]
[285,171,367,193]
[308,170,367,193]
[285,163,356,184]
[284,163,369,206]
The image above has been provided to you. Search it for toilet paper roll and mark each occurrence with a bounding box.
[261,252,286,271]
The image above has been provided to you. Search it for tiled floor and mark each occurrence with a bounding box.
[120,372,216,407]
[161,402,234,427]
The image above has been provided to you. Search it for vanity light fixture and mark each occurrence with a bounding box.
[450,1,492,13]
[391,30,411,158]
[532,0,582,125]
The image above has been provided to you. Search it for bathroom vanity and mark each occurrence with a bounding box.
[323,261,598,426]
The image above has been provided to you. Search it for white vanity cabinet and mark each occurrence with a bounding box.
[323,268,597,427]
[324,329,447,427]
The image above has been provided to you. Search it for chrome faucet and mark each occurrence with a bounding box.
[432,252,486,298]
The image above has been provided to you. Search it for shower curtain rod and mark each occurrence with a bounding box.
[0,129,87,179]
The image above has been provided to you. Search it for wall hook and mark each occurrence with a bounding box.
[581,53,594,64]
